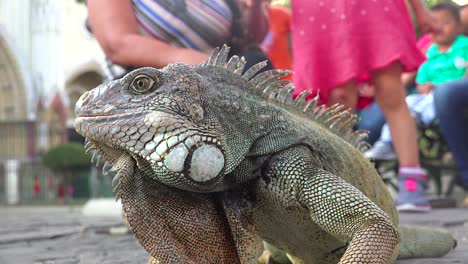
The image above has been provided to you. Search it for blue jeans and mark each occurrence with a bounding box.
[358,102,386,145]
[434,78,468,189]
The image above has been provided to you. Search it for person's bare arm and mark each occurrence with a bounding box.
[407,0,438,33]
[87,0,209,68]
[407,0,426,13]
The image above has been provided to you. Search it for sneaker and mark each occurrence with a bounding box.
[364,141,397,160]
[396,172,431,212]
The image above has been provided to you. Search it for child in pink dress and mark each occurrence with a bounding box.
[291,0,438,212]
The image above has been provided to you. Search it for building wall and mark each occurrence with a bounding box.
[0,0,104,118]
[0,0,105,159]
[0,26,34,160]
[0,1,32,79]
[0,0,107,203]
[0,30,29,120]
[63,1,103,74]
[0,0,65,101]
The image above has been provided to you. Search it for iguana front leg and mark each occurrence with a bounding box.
[263,145,400,264]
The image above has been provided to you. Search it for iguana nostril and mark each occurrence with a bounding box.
[81,91,92,102]
[75,91,92,115]
[189,144,224,182]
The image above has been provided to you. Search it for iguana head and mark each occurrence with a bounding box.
[74,45,291,192]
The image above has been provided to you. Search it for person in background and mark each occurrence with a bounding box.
[46,175,54,201]
[291,0,438,212]
[261,4,292,73]
[434,76,468,208]
[57,178,65,204]
[87,0,273,81]
[33,176,41,202]
[365,3,468,210]
[434,4,468,208]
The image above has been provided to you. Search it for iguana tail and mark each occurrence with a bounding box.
[398,225,457,259]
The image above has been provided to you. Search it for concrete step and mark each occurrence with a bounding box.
[81,198,122,218]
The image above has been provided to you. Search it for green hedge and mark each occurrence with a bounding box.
[42,142,91,171]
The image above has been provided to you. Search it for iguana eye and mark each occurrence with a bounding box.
[131,75,155,93]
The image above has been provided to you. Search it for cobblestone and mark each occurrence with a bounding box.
[0,206,467,264]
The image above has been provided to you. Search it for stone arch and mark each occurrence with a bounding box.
[0,27,33,121]
[64,61,104,144]
[65,61,104,120]
[0,27,35,160]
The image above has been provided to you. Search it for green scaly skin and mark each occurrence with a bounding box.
[74,45,456,264]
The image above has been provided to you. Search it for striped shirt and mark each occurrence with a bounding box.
[132,0,234,52]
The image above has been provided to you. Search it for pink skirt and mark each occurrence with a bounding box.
[291,0,426,104]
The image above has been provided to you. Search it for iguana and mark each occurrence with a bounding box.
[74,45,456,264]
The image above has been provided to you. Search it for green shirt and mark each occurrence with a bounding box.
[416,35,468,85]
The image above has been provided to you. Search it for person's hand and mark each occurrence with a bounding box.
[415,8,439,34]
[417,83,435,94]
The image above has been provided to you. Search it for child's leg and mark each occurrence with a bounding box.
[328,80,358,112]
[372,62,430,211]
[372,63,419,166]
[368,94,427,146]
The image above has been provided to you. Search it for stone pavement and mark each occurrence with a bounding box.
[0,206,467,264]
[0,206,148,264]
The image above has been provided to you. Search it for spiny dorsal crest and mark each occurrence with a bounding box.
[203,45,369,152]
